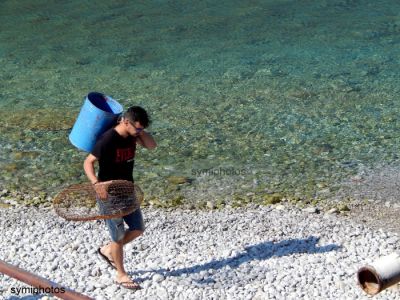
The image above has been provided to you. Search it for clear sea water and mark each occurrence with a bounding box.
[1,0,400,204]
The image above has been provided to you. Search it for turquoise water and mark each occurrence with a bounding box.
[1,0,400,204]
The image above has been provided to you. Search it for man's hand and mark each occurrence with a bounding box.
[136,130,157,150]
[93,182,108,200]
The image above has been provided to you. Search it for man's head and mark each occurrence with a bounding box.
[123,106,151,128]
[119,106,151,137]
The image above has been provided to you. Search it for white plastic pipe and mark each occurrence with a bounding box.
[357,252,400,295]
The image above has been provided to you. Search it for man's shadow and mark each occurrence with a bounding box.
[131,236,340,282]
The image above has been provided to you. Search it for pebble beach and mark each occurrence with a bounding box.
[1,203,399,300]
[2,1,400,299]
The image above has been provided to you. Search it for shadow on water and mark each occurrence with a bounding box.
[131,236,340,282]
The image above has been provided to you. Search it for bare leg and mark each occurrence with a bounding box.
[100,230,144,289]
[100,229,143,259]
[110,240,125,274]
[121,229,143,245]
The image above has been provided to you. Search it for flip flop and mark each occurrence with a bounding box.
[115,280,142,290]
[97,247,116,269]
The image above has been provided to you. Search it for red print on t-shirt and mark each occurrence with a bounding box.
[115,147,135,163]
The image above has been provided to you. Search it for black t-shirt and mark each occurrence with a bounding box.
[91,128,136,182]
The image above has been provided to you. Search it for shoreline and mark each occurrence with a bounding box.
[2,188,400,237]
[3,164,400,236]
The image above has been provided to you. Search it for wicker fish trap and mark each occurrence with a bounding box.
[53,180,143,221]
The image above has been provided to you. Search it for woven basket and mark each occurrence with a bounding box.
[53,180,143,221]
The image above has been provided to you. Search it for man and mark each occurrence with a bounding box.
[83,106,157,290]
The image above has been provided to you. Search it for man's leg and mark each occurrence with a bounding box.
[99,209,145,289]
[121,229,143,245]
[100,208,145,259]
[100,229,143,262]
[120,208,145,246]
[99,229,143,267]
[104,231,143,289]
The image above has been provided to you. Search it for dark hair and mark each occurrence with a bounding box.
[123,106,151,128]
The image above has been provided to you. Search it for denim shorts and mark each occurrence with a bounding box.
[105,208,145,242]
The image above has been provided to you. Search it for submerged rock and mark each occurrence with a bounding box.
[1,108,75,131]
[263,193,283,205]
[167,176,192,185]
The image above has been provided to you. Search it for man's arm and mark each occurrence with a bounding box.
[136,131,157,150]
[83,154,108,199]
[83,154,99,184]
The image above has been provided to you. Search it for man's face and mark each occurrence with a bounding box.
[126,120,144,137]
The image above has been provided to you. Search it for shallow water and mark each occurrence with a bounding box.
[1,0,400,203]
